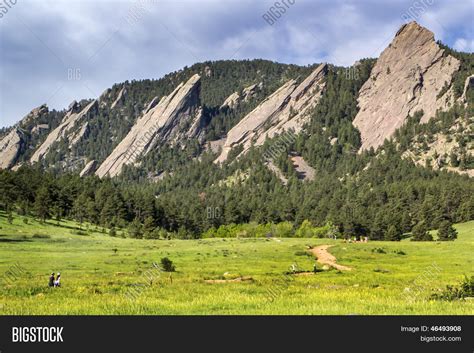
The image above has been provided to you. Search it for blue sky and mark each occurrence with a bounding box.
[0,0,473,127]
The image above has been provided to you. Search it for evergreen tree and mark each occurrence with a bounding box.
[128,217,143,239]
[385,225,401,241]
[411,221,433,241]
[34,186,51,223]
[437,220,458,241]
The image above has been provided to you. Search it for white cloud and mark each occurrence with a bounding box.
[0,0,472,127]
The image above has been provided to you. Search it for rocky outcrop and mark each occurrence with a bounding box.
[0,129,23,169]
[353,22,461,151]
[110,86,128,110]
[80,160,98,177]
[20,104,49,127]
[69,122,89,147]
[30,100,98,163]
[221,92,240,109]
[265,160,288,185]
[291,155,315,181]
[220,82,263,109]
[0,104,50,169]
[215,63,327,163]
[461,74,474,103]
[96,74,202,178]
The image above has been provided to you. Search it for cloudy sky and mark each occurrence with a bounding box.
[0,0,472,127]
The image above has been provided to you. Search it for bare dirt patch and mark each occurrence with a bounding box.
[310,245,352,271]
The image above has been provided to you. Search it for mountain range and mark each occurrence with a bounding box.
[0,21,473,240]
[1,22,472,180]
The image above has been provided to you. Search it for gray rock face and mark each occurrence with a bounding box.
[461,74,474,103]
[95,74,202,178]
[353,22,461,151]
[30,100,98,164]
[79,160,98,177]
[110,86,128,110]
[0,129,23,169]
[220,82,263,109]
[0,104,49,169]
[20,104,49,127]
[215,63,327,163]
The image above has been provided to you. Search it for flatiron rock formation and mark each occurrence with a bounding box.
[353,21,460,151]
[95,74,202,178]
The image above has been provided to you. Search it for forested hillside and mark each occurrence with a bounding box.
[0,23,472,242]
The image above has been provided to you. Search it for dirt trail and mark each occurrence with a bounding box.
[310,245,352,271]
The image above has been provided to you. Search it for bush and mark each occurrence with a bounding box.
[431,276,474,301]
[160,257,175,272]
[371,247,386,254]
[294,250,312,257]
[23,218,29,225]
[32,233,51,239]
[72,230,89,236]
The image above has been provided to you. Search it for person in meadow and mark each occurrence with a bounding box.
[48,273,55,287]
[54,273,61,287]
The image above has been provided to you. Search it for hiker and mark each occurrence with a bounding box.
[48,273,55,287]
[54,273,61,287]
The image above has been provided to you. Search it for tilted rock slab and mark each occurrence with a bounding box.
[0,129,24,169]
[30,100,98,164]
[353,22,460,151]
[79,160,98,177]
[95,74,202,178]
[0,104,49,169]
[215,63,327,163]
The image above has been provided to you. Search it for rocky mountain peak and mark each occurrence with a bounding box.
[95,74,202,178]
[353,22,460,151]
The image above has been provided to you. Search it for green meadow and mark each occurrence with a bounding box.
[0,213,472,315]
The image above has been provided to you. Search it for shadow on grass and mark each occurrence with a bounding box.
[0,238,31,243]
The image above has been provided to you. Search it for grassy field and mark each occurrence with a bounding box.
[0,212,472,315]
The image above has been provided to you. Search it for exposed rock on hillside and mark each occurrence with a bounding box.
[265,160,288,185]
[215,63,327,163]
[0,129,24,169]
[80,160,98,177]
[0,104,50,169]
[220,82,263,109]
[461,74,474,103]
[291,155,315,181]
[96,74,202,178]
[30,100,98,163]
[20,104,49,127]
[110,86,128,109]
[353,22,460,151]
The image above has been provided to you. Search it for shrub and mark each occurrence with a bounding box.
[294,250,312,257]
[371,247,386,254]
[32,233,51,239]
[23,218,29,225]
[431,276,474,301]
[72,230,88,236]
[160,257,175,272]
